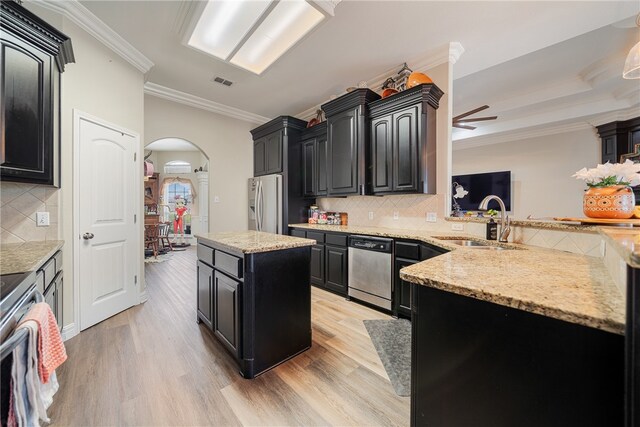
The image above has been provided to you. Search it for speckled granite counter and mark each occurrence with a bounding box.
[196,231,315,254]
[599,227,640,269]
[0,240,64,274]
[289,223,624,335]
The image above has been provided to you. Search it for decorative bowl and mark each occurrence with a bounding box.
[406,72,433,89]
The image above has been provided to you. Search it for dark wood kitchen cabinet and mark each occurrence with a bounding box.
[322,89,380,196]
[0,1,74,187]
[368,84,444,195]
[253,130,282,176]
[290,228,349,297]
[197,260,213,329]
[251,116,309,226]
[394,240,446,318]
[597,117,640,164]
[196,237,312,379]
[213,270,241,357]
[301,123,328,197]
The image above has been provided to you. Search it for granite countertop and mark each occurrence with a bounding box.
[0,240,64,274]
[290,223,624,335]
[599,227,640,269]
[196,231,316,254]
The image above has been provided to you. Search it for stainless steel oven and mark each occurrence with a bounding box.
[347,235,393,310]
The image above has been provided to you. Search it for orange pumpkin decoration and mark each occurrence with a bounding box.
[406,72,433,89]
[381,88,398,98]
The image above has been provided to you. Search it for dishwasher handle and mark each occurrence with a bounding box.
[348,235,393,253]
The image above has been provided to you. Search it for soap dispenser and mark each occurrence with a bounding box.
[486,218,497,240]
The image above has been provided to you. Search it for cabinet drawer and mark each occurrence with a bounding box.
[306,231,325,243]
[41,258,56,290]
[325,233,347,247]
[54,250,63,273]
[215,250,243,279]
[396,241,420,260]
[197,244,214,265]
[290,229,306,238]
[35,271,45,295]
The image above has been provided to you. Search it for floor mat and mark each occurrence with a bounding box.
[363,318,411,396]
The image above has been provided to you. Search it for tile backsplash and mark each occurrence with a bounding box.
[317,194,446,230]
[0,182,61,243]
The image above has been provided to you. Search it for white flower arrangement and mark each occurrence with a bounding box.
[573,160,640,188]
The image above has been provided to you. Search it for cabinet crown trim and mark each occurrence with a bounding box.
[251,116,308,139]
[1,0,75,72]
[301,122,327,139]
[369,84,444,117]
[321,89,381,116]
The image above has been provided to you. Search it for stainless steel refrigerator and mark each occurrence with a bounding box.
[248,174,283,234]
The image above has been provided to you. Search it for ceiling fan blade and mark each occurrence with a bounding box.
[452,105,489,121]
[454,116,498,123]
[452,123,476,130]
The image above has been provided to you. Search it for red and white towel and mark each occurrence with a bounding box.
[19,302,67,383]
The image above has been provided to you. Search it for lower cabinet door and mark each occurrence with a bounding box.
[394,258,415,318]
[55,273,63,330]
[214,271,241,357]
[325,245,348,295]
[44,283,56,322]
[310,244,325,286]
[197,261,213,328]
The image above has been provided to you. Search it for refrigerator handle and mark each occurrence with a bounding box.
[253,180,259,231]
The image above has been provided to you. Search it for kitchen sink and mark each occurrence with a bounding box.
[434,238,511,250]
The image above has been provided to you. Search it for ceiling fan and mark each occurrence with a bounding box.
[452,105,497,130]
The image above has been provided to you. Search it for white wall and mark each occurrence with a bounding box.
[452,127,600,218]
[144,96,256,232]
[19,3,145,331]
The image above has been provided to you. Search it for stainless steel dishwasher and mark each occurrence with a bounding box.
[348,235,393,310]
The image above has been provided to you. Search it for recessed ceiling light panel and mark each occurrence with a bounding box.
[230,0,325,74]
[188,0,271,60]
[187,0,329,75]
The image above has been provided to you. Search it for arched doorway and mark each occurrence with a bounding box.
[143,137,210,258]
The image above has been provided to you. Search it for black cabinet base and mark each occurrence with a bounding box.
[411,284,624,427]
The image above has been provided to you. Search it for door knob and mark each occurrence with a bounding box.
[83,232,95,240]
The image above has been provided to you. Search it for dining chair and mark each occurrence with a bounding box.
[144,224,159,258]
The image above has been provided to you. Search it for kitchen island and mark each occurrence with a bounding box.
[400,237,626,427]
[195,231,315,378]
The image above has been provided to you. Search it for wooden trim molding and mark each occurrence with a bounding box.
[144,82,270,125]
[31,0,154,73]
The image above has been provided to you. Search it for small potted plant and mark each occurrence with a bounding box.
[573,160,640,219]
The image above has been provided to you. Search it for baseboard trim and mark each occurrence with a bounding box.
[139,290,149,304]
[61,323,79,341]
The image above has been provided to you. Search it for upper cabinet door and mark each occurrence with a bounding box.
[316,137,328,196]
[302,138,316,197]
[393,106,419,192]
[327,108,358,195]
[371,116,393,193]
[1,33,54,185]
[253,137,266,176]
[264,131,282,175]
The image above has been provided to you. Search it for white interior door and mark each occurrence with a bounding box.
[78,115,138,331]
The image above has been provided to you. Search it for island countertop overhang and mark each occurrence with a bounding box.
[195,230,315,254]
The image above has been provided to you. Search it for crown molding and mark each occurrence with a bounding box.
[313,0,342,17]
[453,121,594,151]
[144,82,270,125]
[586,106,640,127]
[296,42,464,121]
[29,0,154,73]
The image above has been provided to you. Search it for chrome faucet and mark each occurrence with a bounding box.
[479,195,511,243]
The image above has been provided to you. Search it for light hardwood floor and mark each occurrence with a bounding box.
[48,247,410,426]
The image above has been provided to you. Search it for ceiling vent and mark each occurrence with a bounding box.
[212,76,233,86]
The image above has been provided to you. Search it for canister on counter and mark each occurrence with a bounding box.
[340,212,348,225]
[308,205,319,224]
[318,211,328,224]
